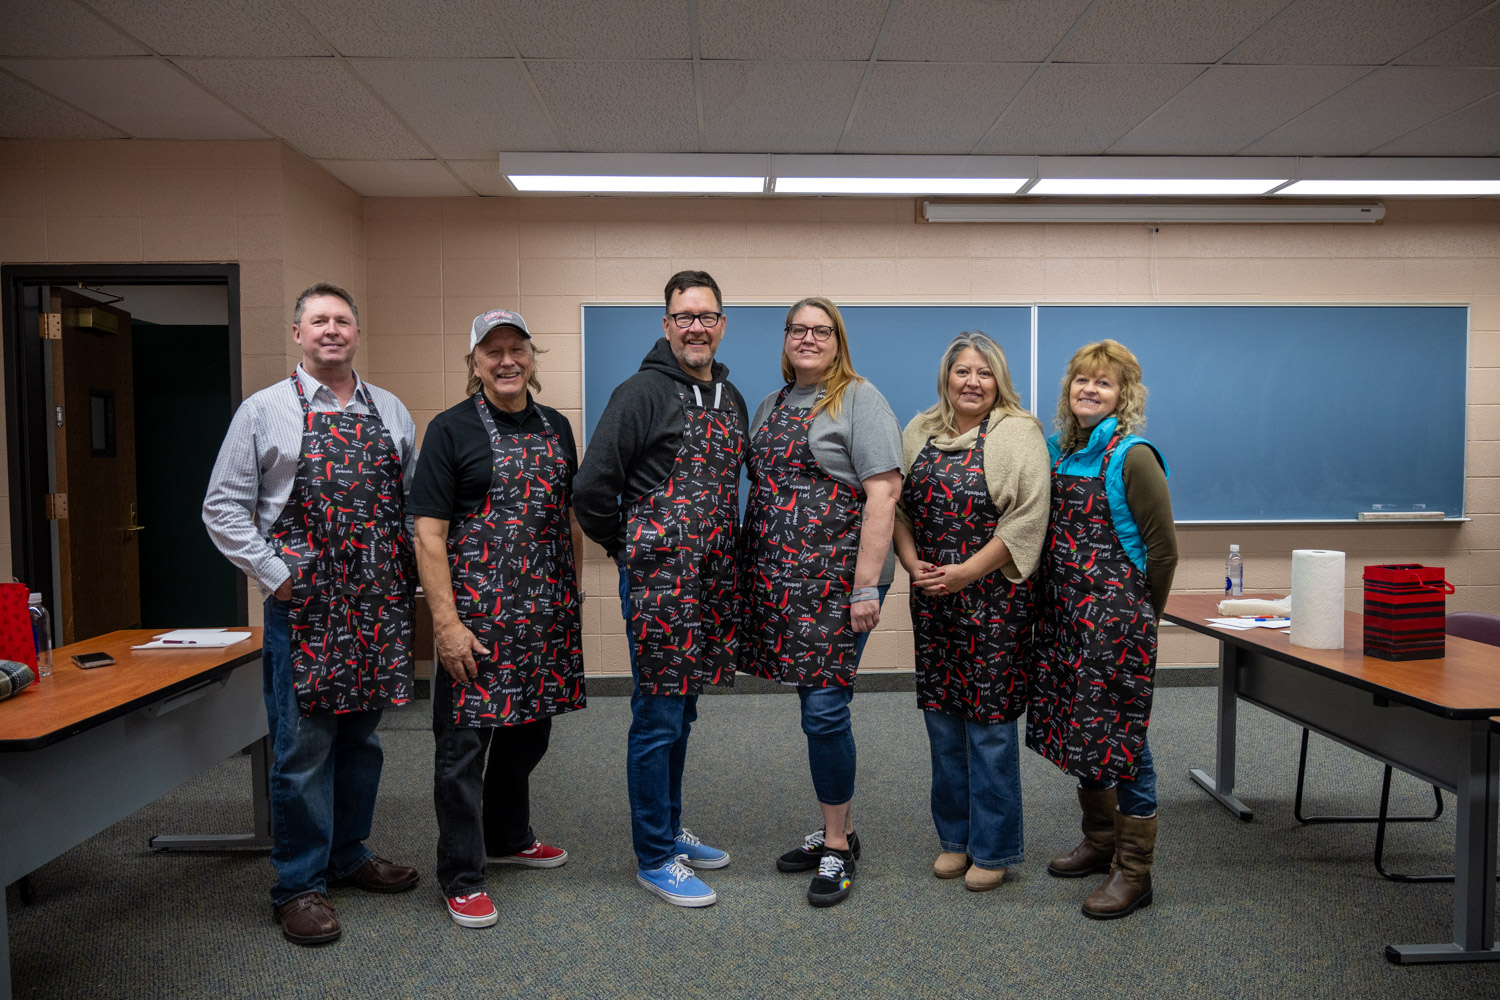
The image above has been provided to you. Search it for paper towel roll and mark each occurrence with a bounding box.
[1290,549,1345,649]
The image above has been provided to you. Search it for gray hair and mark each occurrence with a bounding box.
[920,331,1035,438]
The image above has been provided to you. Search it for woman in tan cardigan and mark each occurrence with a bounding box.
[892,332,1050,891]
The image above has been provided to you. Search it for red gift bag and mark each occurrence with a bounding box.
[0,583,37,670]
[1362,564,1453,661]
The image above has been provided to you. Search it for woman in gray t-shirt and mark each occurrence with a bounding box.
[738,296,903,908]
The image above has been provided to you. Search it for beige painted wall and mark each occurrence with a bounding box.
[3,140,1498,673]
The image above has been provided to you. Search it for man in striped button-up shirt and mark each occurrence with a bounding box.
[203,281,421,946]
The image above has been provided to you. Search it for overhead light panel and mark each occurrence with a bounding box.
[1029,178,1284,196]
[1279,180,1500,196]
[771,154,1030,196]
[499,152,766,194]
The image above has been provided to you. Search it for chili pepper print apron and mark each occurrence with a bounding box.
[903,420,1036,723]
[445,396,584,727]
[623,383,744,696]
[1026,433,1155,781]
[740,385,864,688]
[270,375,415,716]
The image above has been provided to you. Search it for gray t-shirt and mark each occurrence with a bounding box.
[751,379,903,585]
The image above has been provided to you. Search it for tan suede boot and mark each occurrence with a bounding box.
[1081,811,1157,920]
[933,852,970,879]
[1047,785,1117,878]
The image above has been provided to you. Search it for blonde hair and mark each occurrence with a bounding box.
[780,297,864,420]
[1054,339,1148,453]
[465,339,545,398]
[920,332,1038,438]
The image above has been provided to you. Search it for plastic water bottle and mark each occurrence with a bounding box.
[28,592,52,680]
[1225,545,1244,597]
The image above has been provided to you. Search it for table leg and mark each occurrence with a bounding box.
[1189,640,1253,820]
[1385,721,1500,964]
[147,736,273,852]
[2,884,11,1000]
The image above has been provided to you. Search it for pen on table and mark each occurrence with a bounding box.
[160,639,200,645]
[1236,616,1284,621]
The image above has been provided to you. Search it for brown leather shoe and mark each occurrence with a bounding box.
[933,852,970,879]
[1048,785,1117,878]
[1082,812,1157,920]
[275,892,341,945]
[331,855,420,894]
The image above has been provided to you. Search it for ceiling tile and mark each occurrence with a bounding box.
[1055,0,1290,64]
[699,0,886,60]
[0,58,265,139]
[528,61,697,151]
[176,59,429,158]
[491,0,690,59]
[1226,0,1488,65]
[316,159,472,197]
[976,63,1204,154]
[882,0,1093,62]
[700,62,863,152]
[1110,65,1367,154]
[842,63,1036,153]
[0,71,124,139]
[285,0,509,57]
[0,0,147,56]
[1370,93,1500,155]
[448,159,515,196]
[352,59,559,158]
[83,0,328,57]
[1241,66,1500,154]
[1395,4,1500,65]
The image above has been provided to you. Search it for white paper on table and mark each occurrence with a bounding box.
[1206,618,1258,629]
[132,629,252,649]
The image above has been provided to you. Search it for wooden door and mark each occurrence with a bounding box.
[51,287,141,643]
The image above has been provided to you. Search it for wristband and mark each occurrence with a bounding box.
[850,587,881,604]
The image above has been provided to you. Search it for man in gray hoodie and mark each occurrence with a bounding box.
[575,270,748,907]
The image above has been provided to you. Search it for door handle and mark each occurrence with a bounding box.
[123,501,145,534]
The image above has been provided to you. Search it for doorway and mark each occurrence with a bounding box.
[3,265,246,645]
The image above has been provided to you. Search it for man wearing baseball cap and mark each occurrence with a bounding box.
[409,308,584,928]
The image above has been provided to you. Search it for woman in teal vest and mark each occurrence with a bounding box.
[1028,339,1178,920]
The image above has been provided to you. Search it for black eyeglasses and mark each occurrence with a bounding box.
[668,311,723,328]
[785,324,834,342]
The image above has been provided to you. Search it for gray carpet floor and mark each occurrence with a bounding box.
[6,686,1500,999]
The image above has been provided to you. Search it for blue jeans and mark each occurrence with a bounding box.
[620,564,700,869]
[1078,740,1158,817]
[796,585,888,807]
[923,711,1025,869]
[263,597,383,906]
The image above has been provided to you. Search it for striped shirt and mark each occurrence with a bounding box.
[202,365,419,594]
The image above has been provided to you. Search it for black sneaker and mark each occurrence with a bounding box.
[807,849,855,907]
[775,829,863,873]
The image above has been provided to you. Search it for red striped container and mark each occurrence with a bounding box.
[1362,564,1453,661]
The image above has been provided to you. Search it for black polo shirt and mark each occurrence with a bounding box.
[409,393,578,522]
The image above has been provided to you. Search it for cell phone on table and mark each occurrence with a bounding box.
[72,652,115,669]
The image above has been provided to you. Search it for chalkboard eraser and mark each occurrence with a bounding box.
[1358,510,1446,521]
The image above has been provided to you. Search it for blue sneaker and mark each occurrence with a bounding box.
[637,856,717,908]
[674,828,730,870]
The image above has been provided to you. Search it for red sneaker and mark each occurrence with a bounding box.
[489,840,569,869]
[446,890,498,928]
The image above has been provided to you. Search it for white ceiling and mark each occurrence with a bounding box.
[1,0,1497,196]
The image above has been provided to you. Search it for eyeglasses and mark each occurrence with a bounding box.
[668,311,723,328]
[785,324,834,342]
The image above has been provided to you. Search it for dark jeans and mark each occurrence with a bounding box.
[432,674,553,896]
[796,585,888,807]
[1078,740,1158,817]
[262,597,381,906]
[620,562,700,869]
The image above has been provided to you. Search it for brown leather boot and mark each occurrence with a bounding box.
[1047,785,1117,878]
[1081,811,1157,920]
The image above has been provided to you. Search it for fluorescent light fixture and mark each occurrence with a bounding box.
[1030,178,1284,196]
[1279,179,1500,196]
[923,202,1386,224]
[508,174,763,193]
[771,154,1031,196]
[499,152,766,194]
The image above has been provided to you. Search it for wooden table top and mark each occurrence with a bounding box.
[0,628,263,750]
[1164,594,1500,719]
